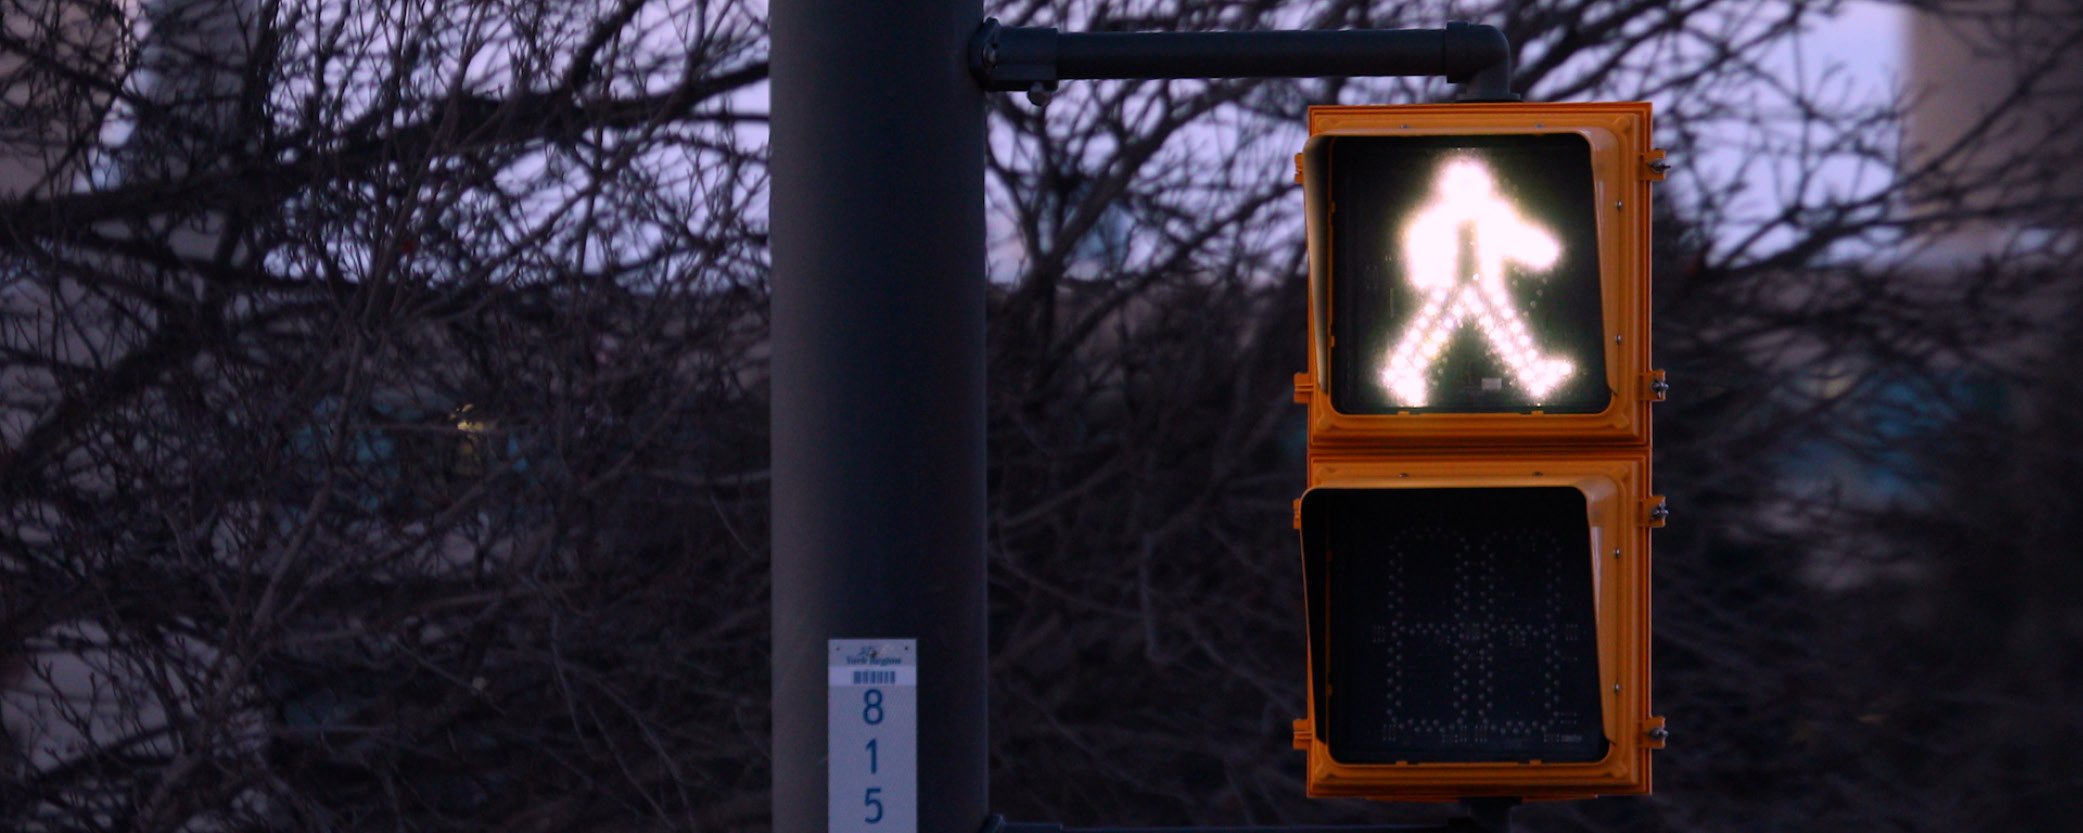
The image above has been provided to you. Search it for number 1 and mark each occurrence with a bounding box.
[866,738,878,774]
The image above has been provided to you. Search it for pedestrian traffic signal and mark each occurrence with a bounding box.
[1290,102,1666,803]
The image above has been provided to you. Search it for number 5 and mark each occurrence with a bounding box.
[864,787,884,824]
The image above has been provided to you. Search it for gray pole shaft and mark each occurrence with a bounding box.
[770,1,988,833]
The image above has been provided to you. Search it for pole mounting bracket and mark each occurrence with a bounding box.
[969,19,1518,102]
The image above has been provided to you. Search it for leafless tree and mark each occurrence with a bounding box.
[5,0,770,829]
[5,0,2079,831]
[978,1,2081,831]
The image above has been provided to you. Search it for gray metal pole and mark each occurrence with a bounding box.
[769,1,988,833]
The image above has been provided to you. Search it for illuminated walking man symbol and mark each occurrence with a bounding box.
[1379,159,1574,407]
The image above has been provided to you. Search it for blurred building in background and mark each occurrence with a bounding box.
[1904,0,2083,257]
[0,0,125,199]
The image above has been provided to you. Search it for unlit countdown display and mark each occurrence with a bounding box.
[1378,159,1572,407]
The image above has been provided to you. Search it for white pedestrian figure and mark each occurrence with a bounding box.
[1379,159,1574,407]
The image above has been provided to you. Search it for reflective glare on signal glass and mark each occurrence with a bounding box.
[1330,135,1607,414]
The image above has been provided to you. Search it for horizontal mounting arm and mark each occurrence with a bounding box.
[970,20,1515,101]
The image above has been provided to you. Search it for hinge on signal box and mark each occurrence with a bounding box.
[1642,149,1669,182]
[1293,372,1314,404]
[1642,369,1668,402]
[1643,715,1669,748]
[1642,497,1669,528]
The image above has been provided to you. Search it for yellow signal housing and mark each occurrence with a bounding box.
[1292,102,1665,803]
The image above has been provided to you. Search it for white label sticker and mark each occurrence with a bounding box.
[828,639,916,833]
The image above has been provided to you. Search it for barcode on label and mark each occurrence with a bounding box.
[853,670,897,685]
